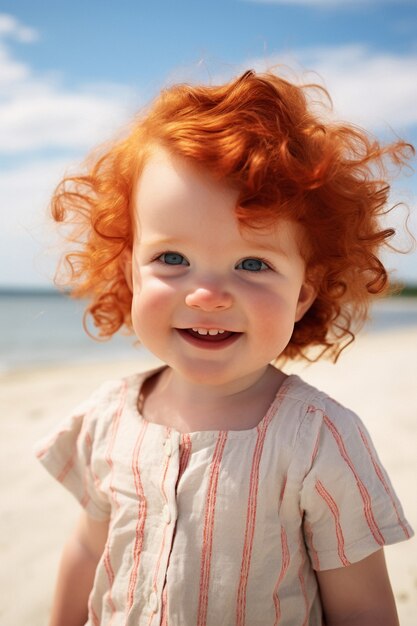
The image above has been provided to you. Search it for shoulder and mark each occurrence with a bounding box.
[277,374,362,445]
[283,373,357,417]
[76,366,164,437]
[272,374,370,480]
[36,366,162,455]
[83,365,164,417]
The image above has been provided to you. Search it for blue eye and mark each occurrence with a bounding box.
[158,252,189,266]
[236,258,269,272]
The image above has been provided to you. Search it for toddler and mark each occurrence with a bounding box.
[36,69,414,626]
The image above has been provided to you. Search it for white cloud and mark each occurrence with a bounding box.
[0,15,139,155]
[301,46,417,131]
[0,158,73,287]
[0,13,38,43]
[0,83,137,153]
[0,14,37,88]
[236,45,417,132]
[0,43,28,85]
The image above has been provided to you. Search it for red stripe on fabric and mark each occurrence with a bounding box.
[197,431,228,626]
[58,414,95,483]
[160,585,168,626]
[306,406,322,467]
[80,478,91,508]
[89,599,100,626]
[105,382,128,510]
[35,443,50,459]
[36,425,70,460]
[315,479,350,567]
[79,424,96,508]
[272,525,290,625]
[92,468,103,493]
[126,419,149,612]
[36,422,72,459]
[358,426,411,539]
[103,558,117,617]
[40,406,94,484]
[236,392,284,626]
[85,431,93,448]
[323,415,385,546]
[178,433,192,481]
[102,549,115,618]
[57,454,75,483]
[102,382,127,618]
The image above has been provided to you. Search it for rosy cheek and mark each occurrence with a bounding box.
[252,292,295,328]
[133,277,178,312]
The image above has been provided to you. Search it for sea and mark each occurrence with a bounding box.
[1,291,417,374]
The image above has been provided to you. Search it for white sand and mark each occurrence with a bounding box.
[1,328,416,625]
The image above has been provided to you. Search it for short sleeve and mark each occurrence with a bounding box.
[299,400,414,571]
[35,387,114,521]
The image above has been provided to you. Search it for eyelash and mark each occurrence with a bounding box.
[153,252,273,272]
[154,252,189,266]
[235,257,272,272]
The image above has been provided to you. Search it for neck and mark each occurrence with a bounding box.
[145,365,286,432]
[166,365,271,401]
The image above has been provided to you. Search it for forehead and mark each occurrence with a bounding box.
[135,147,238,219]
[133,147,304,257]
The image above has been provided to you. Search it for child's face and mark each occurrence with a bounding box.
[128,147,315,389]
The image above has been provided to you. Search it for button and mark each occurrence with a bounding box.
[163,505,171,524]
[164,438,172,457]
[149,590,158,613]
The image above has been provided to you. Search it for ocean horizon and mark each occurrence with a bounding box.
[1,290,417,374]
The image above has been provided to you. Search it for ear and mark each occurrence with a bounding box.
[295,280,317,323]
[120,248,134,293]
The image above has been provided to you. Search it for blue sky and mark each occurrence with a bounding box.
[1,0,416,287]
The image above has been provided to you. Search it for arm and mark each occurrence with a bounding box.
[316,548,399,626]
[48,511,110,626]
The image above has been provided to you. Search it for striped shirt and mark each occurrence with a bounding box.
[36,368,413,626]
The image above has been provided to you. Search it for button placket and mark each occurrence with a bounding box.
[153,430,179,614]
[162,436,175,526]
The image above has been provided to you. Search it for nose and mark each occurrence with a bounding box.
[185,285,233,311]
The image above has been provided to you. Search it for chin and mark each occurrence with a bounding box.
[173,361,242,387]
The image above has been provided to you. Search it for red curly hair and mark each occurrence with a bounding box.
[51,69,414,361]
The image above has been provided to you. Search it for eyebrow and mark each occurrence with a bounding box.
[139,235,292,260]
[241,239,291,260]
[139,236,187,247]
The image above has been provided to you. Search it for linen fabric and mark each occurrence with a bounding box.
[36,368,413,626]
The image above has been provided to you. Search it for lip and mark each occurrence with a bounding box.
[176,328,242,350]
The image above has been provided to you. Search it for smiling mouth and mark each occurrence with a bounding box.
[177,328,240,345]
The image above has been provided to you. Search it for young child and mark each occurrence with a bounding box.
[36,69,414,626]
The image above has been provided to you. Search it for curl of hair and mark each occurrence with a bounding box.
[51,69,415,361]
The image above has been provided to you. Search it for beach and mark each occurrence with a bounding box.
[1,326,416,625]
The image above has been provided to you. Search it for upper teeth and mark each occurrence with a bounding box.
[192,328,225,336]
